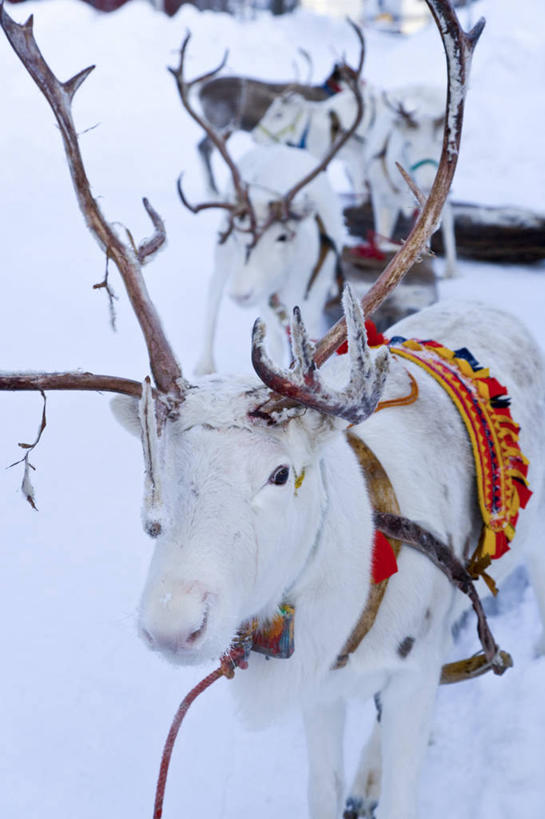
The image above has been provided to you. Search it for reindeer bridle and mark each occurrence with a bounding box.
[0,0,484,487]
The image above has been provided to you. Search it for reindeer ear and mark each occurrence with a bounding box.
[110,396,141,437]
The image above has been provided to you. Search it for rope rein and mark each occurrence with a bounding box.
[152,640,251,819]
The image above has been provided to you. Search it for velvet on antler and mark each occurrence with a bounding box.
[252,286,389,423]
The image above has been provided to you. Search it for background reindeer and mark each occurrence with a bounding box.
[254,78,458,276]
[1,3,545,819]
[172,48,355,195]
[173,31,365,374]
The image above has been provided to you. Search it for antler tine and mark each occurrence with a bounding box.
[0,372,143,398]
[312,0,485,367]
[281,21,365,216]
[345,17,365,76]
[176,172,239,215]
[179,47,229,90]
[170,31,256,233]
[137,198,167,264]
[396,162,427,209]
[0,5,186,401]
[252,285,389,423]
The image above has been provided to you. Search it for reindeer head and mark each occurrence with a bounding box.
[111,286,388,664]
[215,144,342,309]
[0,1,484,665]
[174,24,365,263]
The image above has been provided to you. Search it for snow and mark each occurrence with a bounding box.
[0,0,544,817]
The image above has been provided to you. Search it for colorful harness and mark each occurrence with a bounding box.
[249,327,532,673]
[389,335,532,585]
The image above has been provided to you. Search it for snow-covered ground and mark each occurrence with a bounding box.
[0,1,544,817]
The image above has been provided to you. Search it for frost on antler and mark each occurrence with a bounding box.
[252,286,389,424]
[312,0,486,367]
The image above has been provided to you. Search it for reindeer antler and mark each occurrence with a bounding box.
[245,21,365,240]
[252,286,389,423]
[0,5,188,403]
[273,20,365,221]
[171,32,257,243]
[252,0,484,415]
[175,21,365,249]
[313,0,483,368]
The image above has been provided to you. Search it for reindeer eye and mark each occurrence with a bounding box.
[269,465,290,486]
[276,233,288,242]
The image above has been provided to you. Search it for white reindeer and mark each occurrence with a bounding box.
[118,295,545,819]
[2,5,541,819]
[192,143,344,374]
[254,80,458,276]
[172,31,364,375]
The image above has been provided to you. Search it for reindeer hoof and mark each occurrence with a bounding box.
[343,796,377,818]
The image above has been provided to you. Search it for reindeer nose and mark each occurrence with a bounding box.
[139,587,210,657]
[140,611,208,655]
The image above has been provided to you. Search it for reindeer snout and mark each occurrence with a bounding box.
[138,582,212,660]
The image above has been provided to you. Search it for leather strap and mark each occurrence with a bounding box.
[304,213,339,299]
[334,432,402,669]
[333,433,513,685]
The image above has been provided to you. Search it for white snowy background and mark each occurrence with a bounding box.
[0,0,544,817]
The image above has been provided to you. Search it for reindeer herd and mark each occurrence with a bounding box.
[170,18,458,374]
[1,2,545,819]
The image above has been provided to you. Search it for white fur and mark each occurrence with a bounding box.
[114,301,545,819]
[254,83,458,277]
[194,144,343,375]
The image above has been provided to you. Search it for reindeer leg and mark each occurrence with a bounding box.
[525,493,545,656]
[303,699,346,819]
[439,199,457,278]
[344,719,381,818]
[194,262,230,376]
[368,172,398,254]
[374,203,399,253]
[374,664,441,819]
[197,135,219,196]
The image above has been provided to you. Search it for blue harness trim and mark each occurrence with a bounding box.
[410,158,439,173]
[288,118,311,150]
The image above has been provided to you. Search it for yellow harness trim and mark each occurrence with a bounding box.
[390,339,532,569]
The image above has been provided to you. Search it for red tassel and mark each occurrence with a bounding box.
[492,531,510,560]
[513,479,533,509]
[336,320,386,356]
[365,320,387,348]
[372,531,398,583]
[486,377,508,398]
[349,232,387,261]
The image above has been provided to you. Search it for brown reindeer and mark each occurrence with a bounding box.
[170,37,360,194]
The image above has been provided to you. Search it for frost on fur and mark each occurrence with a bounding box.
[138,378,167,537]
